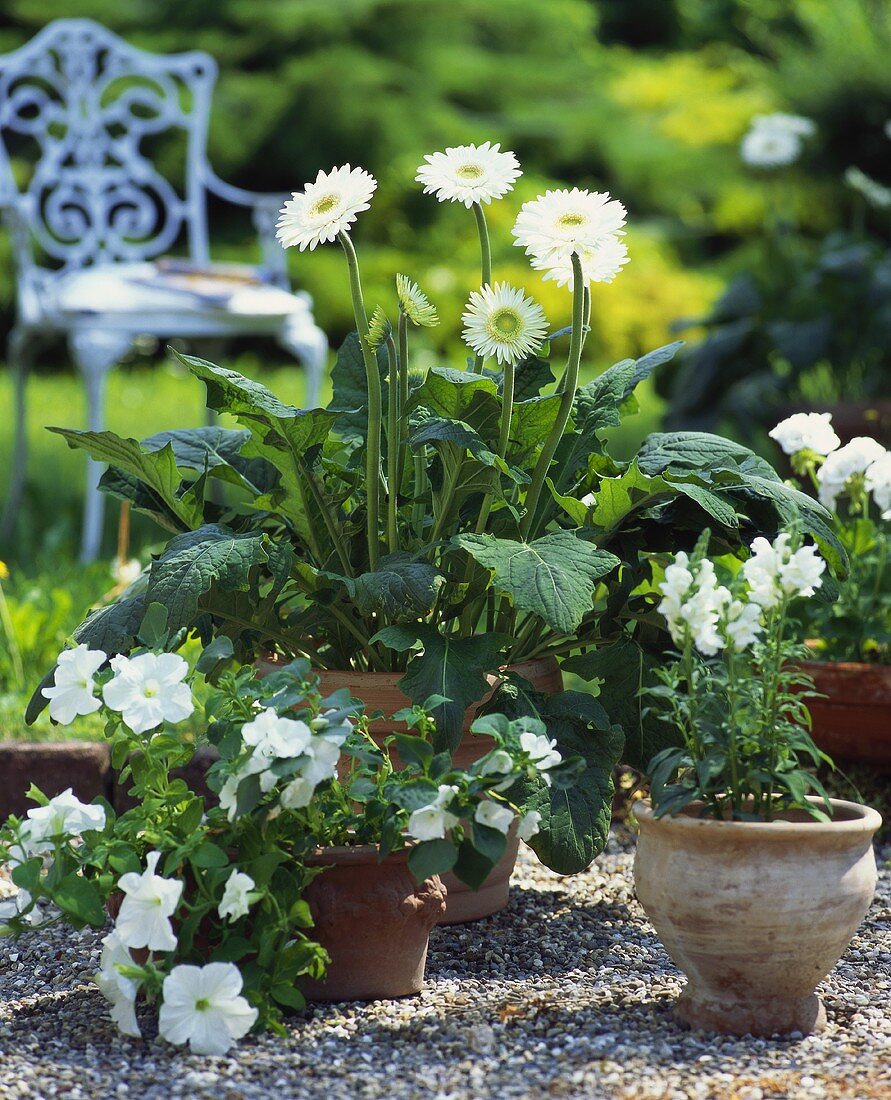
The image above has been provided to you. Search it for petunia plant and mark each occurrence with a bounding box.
[31,142,844,873]
[3,646,574,1052]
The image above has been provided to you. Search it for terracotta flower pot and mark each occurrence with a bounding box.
[300,845,446,1002]
[633,797,882,1037]
[261,655,562,923]
[799,660,891,771]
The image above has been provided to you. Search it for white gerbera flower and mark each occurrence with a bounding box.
[416,141,521,207]
[461,282,548,366]
[512,188,627,266]
[396,274,439,327]
[21,789,106,849]
[218,869,256,924]
[768,412,840,457]
[102,652,193,735]
[42,645,106,725]
[753,112,816,138]
[474,799,515,835]
[114,851,183,952]
[276,165,377,251]
[158,963,258,1056]
[740,114,814,169]
[532,237,629,288]
[95,931,142,1039]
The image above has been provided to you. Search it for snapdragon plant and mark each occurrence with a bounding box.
[31,144,844,872]
[3,645,574,1053]
[645,530,833,822]
[769,413,890,663]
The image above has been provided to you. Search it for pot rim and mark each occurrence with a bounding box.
[304,844,411,867]
[633,796,882,838]
[799,656,891,674]
[259,655,559,682]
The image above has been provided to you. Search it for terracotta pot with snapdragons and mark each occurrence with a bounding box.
[29,142,847,918]
[634,530,882,1038]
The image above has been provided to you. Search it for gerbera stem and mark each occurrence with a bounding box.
[339,231,382,570]
[474,360,514,535]
[471,203,492,373]
[520,251,585,541]
[385,333,400,554]
[397,311,409,492]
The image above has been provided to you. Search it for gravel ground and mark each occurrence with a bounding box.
[0,830,888,1100]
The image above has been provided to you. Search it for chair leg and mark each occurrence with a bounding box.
[279,316,328,408]
[69,330,133,563]
[0,326,33,545]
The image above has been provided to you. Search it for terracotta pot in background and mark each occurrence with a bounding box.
[633,798,882,1037]
[301,845,446,1002]
[800,660,891,771]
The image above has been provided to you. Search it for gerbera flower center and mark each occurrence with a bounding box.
[309,193,340,218]
[456,163,484,181]
[557,212,586,228]
[490,308,522,337]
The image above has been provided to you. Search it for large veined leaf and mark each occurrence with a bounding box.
[372,624,505,752]
[324,555,444,621]
[47,429,203,529]
[506,395,563,466]
[142,427,279,496]
[98,467,184,532]
[328,331,388,438]
[636,430,780,481]
[453,532,620,634]
[511,354,556,401]
[408,368,501,438]
[409,416,527,484]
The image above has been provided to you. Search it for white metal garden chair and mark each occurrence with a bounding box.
[0,18,327,561]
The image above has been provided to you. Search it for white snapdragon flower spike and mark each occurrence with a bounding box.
[415,141,521,207]
[742,534,825,610]
[115,851,183,952]
[102,652,193,734]
[95,930,142,1038]
[519,729,562,785]
[276,165,377,251]
[516,810,542,842]
[158,963,258,1056]
[768,412,840,457]
[474,799,515,835]
[512,188,626,266]
[242,709,313,761]
[407,785,461,842]
[866,452,891,517]
[531,237,629,288]
[41,645,106,725]
[817,437,887,509]
[21,789,106,849]
[658,556,730,656]
[723,599,763,652]
[461,282,549,366]
[218,869,256,924]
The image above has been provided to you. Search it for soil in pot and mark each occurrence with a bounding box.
[633,798,882,1037]
[799,660,891,770]
[300,845,446,1002]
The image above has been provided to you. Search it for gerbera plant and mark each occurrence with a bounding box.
[769,412,890,663]
[3,648,571,1052]
[33,144,844,873]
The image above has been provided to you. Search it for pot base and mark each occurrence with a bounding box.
[675,987,826,1037]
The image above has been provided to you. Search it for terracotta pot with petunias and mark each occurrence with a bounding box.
[766,412,891,770]
[634,530,882,1037]
[29,144,844,922]
[2,648,580,1050]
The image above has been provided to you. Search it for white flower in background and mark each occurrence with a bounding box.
[20,789,106,849]
[658,556,730,656]
[102,652,193,735]
[516,810,542,842]
[474,799,515,834]
[479,749,514,777]
[756,113,816,137]
[461,282,549,365]
[95,930,142,1038]
[41,645,106,725]
[416,141,521,207]
[276,165,377,251]
[768,412,840,457]
[865,452,891,517]
[407,785,461,842]
[512,187,626,266]
[817,437,887,509]
[242,709,313,761]
[723,599,763,652]
[844,167,891,210]
[279,775,315,810]
[112,557,143,587]
[742,534,825,610]
[114,851,182,952]
[396,274,439,327]
[300,735,343,786]
[158,963,258,1056]
[218,869,256,924]
[218,775,241,821]
[740,113,815,168]
[531,236,629,288]
[519,729,563,783]
[0,887,32,926]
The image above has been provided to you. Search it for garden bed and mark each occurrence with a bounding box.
[1,832,887,1100]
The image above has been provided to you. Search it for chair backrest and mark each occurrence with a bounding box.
[0,18,217,272]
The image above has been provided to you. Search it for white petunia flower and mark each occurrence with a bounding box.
[461,282,549,366]
[479,749,514,777]
[20,789,106,852]
[474,799,515,835]
[41,645,106,725]
[407,785,461,842]
[218,869,256,924]
[300,735,343,786]
[866,452,891,517]
[396,274,439,327]
[531,236,629,288]
[768,412,840,457]
[242,709,313,761]
[416,141,521,207]
[115,851,182,952]
[516,810,542,841]
[519,730,563,782]
[512,188,626,266]
[158,963,258,1056]
[817,437,887,509]
[102,652,193,734]
[723,599,763,652]
[95,930,142,1038]
[276,165,377,251]
[279,775,316,810]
